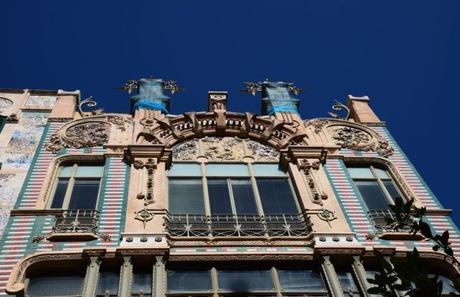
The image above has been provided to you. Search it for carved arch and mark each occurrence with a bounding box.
[136,111,309,150]
[46,114,133,153]
[305,118,394,157]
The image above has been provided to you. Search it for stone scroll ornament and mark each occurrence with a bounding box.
[46,121,111,153]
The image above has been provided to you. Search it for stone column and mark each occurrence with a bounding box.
[118,256,133,297]
[351,255,372,297]
[321,256,344,297]
[82,256,101,297]
[154,256,166,297]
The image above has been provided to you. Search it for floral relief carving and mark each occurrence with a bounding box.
[328,125,394,157]
[107,115,132,131]
[172,137,279,161]
[0,97,13,113]
[46,121,110,152]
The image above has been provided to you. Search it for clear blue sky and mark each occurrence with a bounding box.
[1,1,459,223]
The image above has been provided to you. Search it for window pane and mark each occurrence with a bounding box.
[59,166,73,177]
[374,168,389,179]
[131,268,152,296]
[278,270,325,292]
[167,270,212,292]
[208,179,232,214]
[257,178,298,214]
[231,179,258,214]
[337,271,360,296]
[252,164,286,177]
[218,270,273,292]
[68,179,100,209]
[383,180,402,201]
[97,270,119,296]
[355,180,390,210]
[50,178,69,209]
[169,179,205,214]
[75,165,103,177]
[206,164,249,177]
[169,163,201,177]
[27,275,84,296]
[348,167,374,179]
[437,275,456,294]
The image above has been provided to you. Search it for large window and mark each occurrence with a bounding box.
[347,165,404,211]
[168,163,298,216]
[167,266,328,296]
[50,163,103,210]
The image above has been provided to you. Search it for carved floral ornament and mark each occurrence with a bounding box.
[46,115,133,152]
[305,119,394,158]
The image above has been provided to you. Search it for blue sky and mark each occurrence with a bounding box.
[1,1,459,223]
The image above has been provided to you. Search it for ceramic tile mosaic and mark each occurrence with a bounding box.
[23,96,57,109]
[1,113,48,169]
[0,173,25,236]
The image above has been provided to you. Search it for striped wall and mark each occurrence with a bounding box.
[324,126,460,255]
[0,123,130,296]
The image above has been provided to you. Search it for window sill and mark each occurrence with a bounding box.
[47,232,98,242]
[379,232,424,241]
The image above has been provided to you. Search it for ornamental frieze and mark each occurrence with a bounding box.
[172,137,279,161]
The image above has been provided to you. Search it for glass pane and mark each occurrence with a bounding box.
[206,164,249,177]
[218,270,273,292]
[169,163,201,177]
[337,271,360,295]
[252,164,286,177]
[348,167,374,179]
[68,179,100,209]
[208,179,232,214]
[231,179,258,214]
[383,180,403,201]
[59,166,73,177]
[167,270,212,292]
[50,178,69,208]
[97,270,119,296]
[75,165,103,177]
[131,269,152,296]
[355,180,390,210]
[169,179,205,214]
[374,168,389,179]
[257,178,298,214]
[437,275,456,294]
[278,270,325,292]
[27,275,84,296]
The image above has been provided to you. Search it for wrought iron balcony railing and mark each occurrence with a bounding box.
[367,209,411,232]
[165,213,312,237]
[54,209,99,234]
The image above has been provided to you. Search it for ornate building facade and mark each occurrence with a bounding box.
[0,78,458,296]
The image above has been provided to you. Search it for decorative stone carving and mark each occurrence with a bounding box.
[328,125,394,157]
[304,119,328,133]
[134,208,154,228]
[46,121,110,152]
[0,97,13,112]
[108,115,132,131]
[172,137,279,161]
[297,159,327,205]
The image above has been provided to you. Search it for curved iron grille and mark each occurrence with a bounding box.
[54,209,99,234]
[165,213,312,237]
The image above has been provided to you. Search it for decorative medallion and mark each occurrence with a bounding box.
[172,137,279,161]
[46,121,110,152]
[135,208,154,228]
[328,125,394,157]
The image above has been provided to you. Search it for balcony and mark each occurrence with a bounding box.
[367,209,421,240]
[165,213,312,238]
[49,209,100,241]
